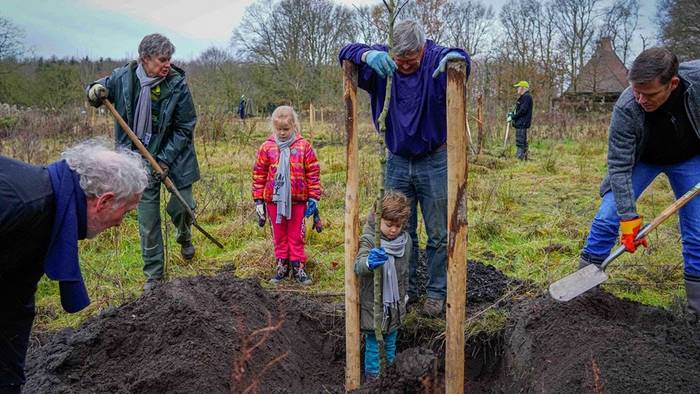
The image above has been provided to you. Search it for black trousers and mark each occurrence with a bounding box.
[0,276,37,393]
[516,128,529,160]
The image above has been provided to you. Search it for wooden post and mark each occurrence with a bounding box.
[476,94,484,155]
[446,60,469,394]
[343,60,361,391]
[309,102,315,129]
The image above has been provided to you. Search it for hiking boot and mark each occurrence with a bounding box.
[180,240,195,260]
[422,297,445,318]
[143,277,162,291]
[269,258,290,285]
[291,261,313,285]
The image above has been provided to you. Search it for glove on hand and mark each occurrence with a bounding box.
[432,51,466,78]
[305,199,318,218]
[620,217,648,253]
[255,200,266,227]
[365,50,397,79]
[312,210,323,233]
[366,247,388,270]
[153,161,169,182]
[87,84,108,108]
[507,111,515,122]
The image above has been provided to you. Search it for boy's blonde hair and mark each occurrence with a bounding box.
[381,191,410,225]
[269,105,300,134]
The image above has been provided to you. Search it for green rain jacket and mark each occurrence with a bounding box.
[92,61,200,188]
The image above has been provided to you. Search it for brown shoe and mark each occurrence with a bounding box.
[422,297,445,318]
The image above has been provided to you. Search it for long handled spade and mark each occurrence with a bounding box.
[550,181,700,302]
[500,121,510,157]
[102,99,224,249]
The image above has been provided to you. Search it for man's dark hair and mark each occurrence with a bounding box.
[628,47,679,84]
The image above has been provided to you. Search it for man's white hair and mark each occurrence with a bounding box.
[61,138,148,203]
[393,19,426,56]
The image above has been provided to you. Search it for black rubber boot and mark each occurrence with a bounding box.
[180,240,195,260]
[685,278,700,323]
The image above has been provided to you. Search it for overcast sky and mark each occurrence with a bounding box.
[3,0,658,60]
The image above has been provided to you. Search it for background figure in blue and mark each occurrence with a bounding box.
[238,95,247,119]
[339,19,470,317]
[509,80,533,160]
[0,139,148,394]
[578,48,700,320]
[87,33,200,291]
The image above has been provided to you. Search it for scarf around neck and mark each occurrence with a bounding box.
[380,232,408,309]
[45,160,90,313]
[272,135,294,224]
[134,63,165,146]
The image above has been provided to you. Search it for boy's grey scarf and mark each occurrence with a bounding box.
[272,136,294,224]
[134,63,164,145]
[380,232,408,308]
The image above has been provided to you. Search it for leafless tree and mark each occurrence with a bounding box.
[601,0,639,65]
[444,0,495,57]
[403,0,451,44]
[553,0,601,92]
[657,0,700,61]
[0,16,25,59]
[352,5,389,45]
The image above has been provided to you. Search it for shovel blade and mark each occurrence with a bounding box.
[549,264,609,302]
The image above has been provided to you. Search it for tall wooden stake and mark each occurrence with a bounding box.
[343,61,361,391]
[446,60,469,394]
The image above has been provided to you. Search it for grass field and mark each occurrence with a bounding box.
[8,113,687,330]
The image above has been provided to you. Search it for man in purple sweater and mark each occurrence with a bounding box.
[339,19,470,317]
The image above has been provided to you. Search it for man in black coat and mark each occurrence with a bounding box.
[0,139,148,393]
[510,80,533,160]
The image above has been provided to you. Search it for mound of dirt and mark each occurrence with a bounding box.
[502,289,700,392]
[24,275,346,394]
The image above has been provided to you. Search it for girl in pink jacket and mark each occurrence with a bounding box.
[252,106,322,285]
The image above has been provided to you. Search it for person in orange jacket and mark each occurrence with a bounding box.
[252,106,322,285]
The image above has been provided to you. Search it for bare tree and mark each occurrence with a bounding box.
[657,0,700,61]
[352,5,389,45]
[0,16,25,59]
[553,0,601,92]
[403,0,451,44]
[444,0,495,57]
[601,0,639,65]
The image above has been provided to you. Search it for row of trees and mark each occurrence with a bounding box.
[1,0,698,117]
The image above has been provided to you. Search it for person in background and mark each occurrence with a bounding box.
[87,33,200,291]
[354,191,412,381]
[0,139,148,394]
[578,48,700,320]
[509,80,533,160]
[252,106,322,285]
[338,19,470,317]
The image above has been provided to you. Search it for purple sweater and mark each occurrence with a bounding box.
[338,41,470,158]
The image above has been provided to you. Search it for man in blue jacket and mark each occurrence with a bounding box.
[510,80,533,160]
[87,33,200,290]
[339,19,470,317]
[0,140,148,394]
[579,48,700,319]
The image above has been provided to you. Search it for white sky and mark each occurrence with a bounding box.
[3,0,657,60]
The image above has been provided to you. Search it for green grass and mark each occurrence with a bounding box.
[9,116,688,331]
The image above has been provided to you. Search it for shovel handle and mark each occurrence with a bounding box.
[600,182,700,270]
[102,99,224,249]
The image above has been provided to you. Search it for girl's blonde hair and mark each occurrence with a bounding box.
[268,105,300,135]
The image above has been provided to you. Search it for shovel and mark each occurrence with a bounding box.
[102,99,224,249]
[549,181,700,302]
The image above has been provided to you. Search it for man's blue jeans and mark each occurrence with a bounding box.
[364,330,398,377]
[582,156,700,277]
[386,148,448,300]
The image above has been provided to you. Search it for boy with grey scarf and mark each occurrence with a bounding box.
[354,191,412,380]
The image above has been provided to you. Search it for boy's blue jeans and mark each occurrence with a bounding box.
[386,148,448,300]
[582,156,700,277]
[364,330,398,377]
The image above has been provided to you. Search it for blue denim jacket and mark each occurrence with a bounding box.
[600,60,700,219]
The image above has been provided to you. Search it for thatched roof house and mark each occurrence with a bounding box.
[559,37,629,111]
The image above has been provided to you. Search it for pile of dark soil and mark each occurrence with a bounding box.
[502,289,700,392]
[24,275,345,393]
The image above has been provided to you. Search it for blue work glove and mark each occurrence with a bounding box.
[432,51,466,78]
[305,198,318,218]
[366,247,388,270]
[506,111,515,122]
[365,50,397,79]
